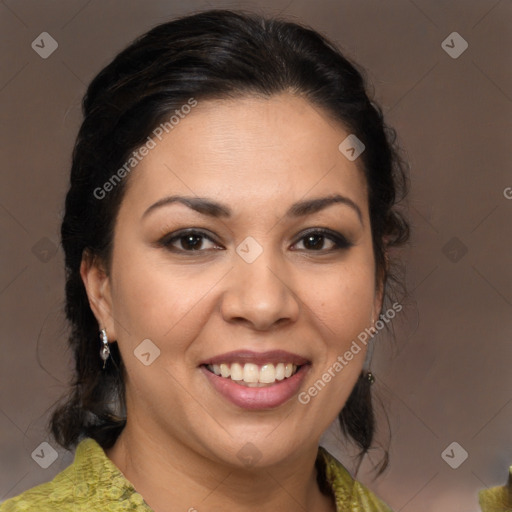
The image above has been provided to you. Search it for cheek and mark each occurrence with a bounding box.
[292,263,375,434]
[304,260,376,342]
[109,244,219,351]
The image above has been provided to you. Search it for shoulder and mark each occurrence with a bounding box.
[318,446,394,512]
[0,460,86,512]
[0,476,71,512]
[478,465,512,512]
[0,438,149,512]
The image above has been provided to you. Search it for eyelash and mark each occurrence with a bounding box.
[157,227,353,254]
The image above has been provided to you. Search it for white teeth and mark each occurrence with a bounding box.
[207,362,299,385]
[230,363,243,381]
[275,363,285,380]
[243,363,259,383]
[260,364,276,383]
[220,363,230,378]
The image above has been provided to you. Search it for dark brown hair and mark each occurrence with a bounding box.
[50,8,409,476]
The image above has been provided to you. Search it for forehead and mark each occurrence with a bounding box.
[121,93,368,215]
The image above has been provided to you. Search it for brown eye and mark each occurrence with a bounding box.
[159,229,223,253]
[176,233,206,251]
[292,229,352,252]
[302,233,330,250]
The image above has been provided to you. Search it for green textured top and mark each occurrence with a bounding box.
[0,437,394,511]
[478,466,512,511]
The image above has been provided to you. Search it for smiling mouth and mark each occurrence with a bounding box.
[204,362,302,387]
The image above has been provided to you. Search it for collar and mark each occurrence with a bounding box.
[66,437,150,509]
[71,437,382,511]
[478,466,512,511]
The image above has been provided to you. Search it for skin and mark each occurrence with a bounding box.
[81,93,383,512]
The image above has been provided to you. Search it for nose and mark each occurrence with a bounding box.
[220,250,300,331]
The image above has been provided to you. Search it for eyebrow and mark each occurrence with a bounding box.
[142,193,363,225]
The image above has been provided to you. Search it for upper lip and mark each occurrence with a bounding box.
[200,350,310,367]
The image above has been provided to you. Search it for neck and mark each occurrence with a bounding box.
[105,420,336,512]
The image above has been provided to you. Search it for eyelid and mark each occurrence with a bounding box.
[157,228,222,250]
[290,227,353,250]
[157,226,353,253]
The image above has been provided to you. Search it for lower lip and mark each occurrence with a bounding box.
[201,364,310,410]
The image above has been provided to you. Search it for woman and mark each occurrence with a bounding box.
[1,9,410,511]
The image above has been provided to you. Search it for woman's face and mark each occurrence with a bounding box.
[84,93,382,468]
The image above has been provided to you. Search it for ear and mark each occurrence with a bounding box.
[80,250,118,341]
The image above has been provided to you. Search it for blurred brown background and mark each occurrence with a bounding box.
[0,1,511,510]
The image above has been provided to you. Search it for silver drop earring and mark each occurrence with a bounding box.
[99,328,110,369]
